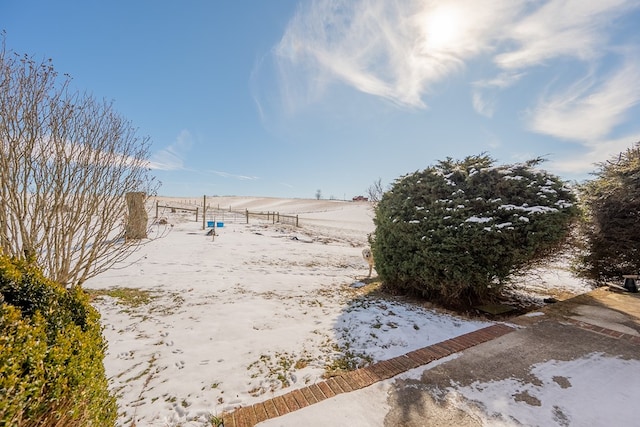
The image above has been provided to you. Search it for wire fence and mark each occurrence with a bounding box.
[155,202,200,222]
[152,197,300,228]
[245,210,299,227]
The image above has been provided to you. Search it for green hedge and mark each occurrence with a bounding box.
[577,142,640,281]
[372,155,578,306]
[0,256,116,426]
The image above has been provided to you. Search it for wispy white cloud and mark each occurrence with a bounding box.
[527,61,640,142]
[548,134,640,176]
[471,72,526,118]
[211,170,260,181]
[149,130,193,171]
[274,0,520,110]
[268,0,640,158]
[474,72,525,90]
[472,91,495,118]
[495,0,637,70]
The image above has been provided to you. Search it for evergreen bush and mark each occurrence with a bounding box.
[577,143,640,281]
[0,256,116,426]
[371,154,578,306]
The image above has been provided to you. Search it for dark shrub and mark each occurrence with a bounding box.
[578,142,640,281]
[371,154,578,306]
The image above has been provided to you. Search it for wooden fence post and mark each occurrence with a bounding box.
[125,192,148,240]
[246,209,249,224]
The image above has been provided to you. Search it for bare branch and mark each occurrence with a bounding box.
[366,178,385,203]
[0,40,160,286]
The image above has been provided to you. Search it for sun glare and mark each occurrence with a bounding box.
[423,6,463,50]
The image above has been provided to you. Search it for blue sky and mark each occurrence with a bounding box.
[3,1,640,199]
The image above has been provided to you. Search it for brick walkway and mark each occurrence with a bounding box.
[564,318,640,345]
[221,323,515,427]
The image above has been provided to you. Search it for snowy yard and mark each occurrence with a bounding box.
[85,197,592,426]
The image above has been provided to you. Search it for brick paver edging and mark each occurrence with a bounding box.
[564,318,640,345]
[220,323,514,427]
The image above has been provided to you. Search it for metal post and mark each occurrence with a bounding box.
[202,195,206,230]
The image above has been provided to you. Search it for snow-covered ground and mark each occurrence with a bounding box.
[85,196,593,426]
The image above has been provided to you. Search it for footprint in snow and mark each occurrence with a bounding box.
[175,360,185,369]
[118,351,134,360]
[173,403,186,417]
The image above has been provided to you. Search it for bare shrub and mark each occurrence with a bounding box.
[0,37,159,286]
[366,178,385,203]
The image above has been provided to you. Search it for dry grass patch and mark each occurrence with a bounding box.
[86,287,156,308]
